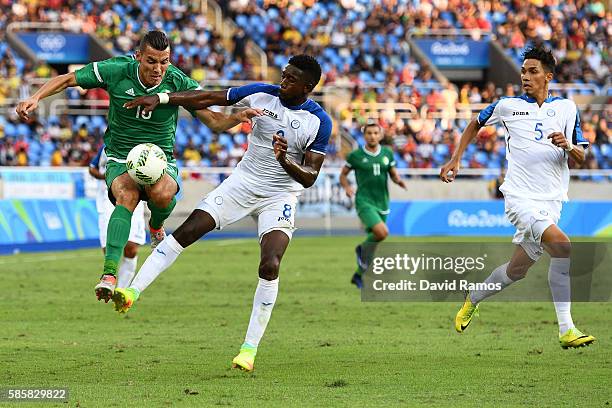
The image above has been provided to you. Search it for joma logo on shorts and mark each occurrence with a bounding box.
[277,216,291,223]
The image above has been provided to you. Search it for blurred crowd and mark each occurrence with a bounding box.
[228,0,610,87]
[1,97,608,176]
[0,0,256,84]
[0,0,610,175]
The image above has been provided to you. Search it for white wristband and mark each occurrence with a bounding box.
[565,142,574,152]
[157,92,169,104]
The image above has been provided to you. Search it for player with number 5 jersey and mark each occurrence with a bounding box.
[113,54,332,372]
[15,30,261,304]
[440,46,594,349]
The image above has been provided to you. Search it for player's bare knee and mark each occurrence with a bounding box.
[115,189,139,210]
[123,243,138,259]
[258,256,280,280]
[150,191,174,208]
[506,264,528,281]
[546,241,571,258]
[373,226,388,241]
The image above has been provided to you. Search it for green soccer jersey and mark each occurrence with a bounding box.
[345,145,396,211]
[75,55,200,161]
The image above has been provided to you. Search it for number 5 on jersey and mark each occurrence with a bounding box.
[535,122,543,140]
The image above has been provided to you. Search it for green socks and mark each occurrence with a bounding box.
[364,232,378,243]
[104,205,133,276]
[355,232,382,276]
[148,196,176,230]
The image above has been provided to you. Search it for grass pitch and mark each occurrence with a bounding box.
[2,236,610,407]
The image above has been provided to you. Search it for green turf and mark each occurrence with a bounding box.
[1,236,610,407]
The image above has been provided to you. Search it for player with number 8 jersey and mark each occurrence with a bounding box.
[112,54,332,372]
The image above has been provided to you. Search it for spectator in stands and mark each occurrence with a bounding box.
[232,28,248,64]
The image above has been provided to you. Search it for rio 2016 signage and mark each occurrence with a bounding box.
[414,39,490,69]
[17,32,90,63]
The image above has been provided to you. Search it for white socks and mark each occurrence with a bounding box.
[549,257,574,334]
[244,278,279,348]
[470,262,514,304]
[130,234,184,293]
[117,256,138,288]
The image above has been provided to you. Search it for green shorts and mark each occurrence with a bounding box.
[105,160,179,204]
[356,204,388,230]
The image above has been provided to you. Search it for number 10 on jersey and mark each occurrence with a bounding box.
[136,106,152,120]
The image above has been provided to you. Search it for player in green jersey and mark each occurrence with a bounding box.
[340,122,406,288]
[16,31,260,302]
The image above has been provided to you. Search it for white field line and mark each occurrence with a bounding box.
[0,253,100,265]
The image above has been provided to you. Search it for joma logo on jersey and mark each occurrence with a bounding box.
[263,108,279,119]
[512,111,529,116]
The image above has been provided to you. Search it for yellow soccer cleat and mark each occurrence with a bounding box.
[455,292,479,333]
[112,287,140,314]
[231,344,257,372]
[559,327,596,349]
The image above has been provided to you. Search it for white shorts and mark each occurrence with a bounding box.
[98,200,147,248]
[505,195,562,261]
[196,173,297,240]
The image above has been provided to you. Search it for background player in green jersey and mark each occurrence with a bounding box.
[340,122,406,288]
[16,31,260,301]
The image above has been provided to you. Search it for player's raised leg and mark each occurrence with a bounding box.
[541,225,595,348]
[232,230,289,372]
[112,209,217,313]
[456,245,534,333]
[95,172,140,302]
[145,168,179,249]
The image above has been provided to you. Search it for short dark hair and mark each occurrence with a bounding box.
[140,30,169,52]
[522,46,556,74]
[288,54,322,89]
[364,121,381,132]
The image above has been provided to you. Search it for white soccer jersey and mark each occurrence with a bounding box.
[478,94,588,201]
[226,83,332,195]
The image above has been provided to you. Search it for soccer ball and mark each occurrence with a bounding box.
[126,143,167,185]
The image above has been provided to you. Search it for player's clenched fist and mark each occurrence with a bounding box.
[440,157,460,183]
[547,132,569,150]
[273,133,288,163]
[124,95,160,114]
[16,97,39,121]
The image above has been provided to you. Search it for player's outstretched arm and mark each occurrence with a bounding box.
[439,118,481,183]
[16,73,78,121]
[273,134,324,188]
[124,90,231,114]
[194,108,263,132]
[339,166,355,198]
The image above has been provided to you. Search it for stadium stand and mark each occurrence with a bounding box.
[227,0,609,87]
[0,0,609,174]
[0,0,255,81]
